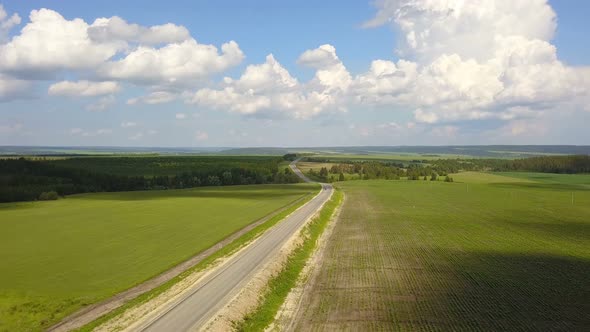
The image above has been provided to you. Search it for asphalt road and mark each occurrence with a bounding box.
[131,159,331,331]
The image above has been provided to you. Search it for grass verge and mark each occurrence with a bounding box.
[76,184,321,332]
[235,189,343,331]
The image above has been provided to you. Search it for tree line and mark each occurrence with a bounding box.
[303,155,590,183]
[429,155,590,174]
[0,156,300,203]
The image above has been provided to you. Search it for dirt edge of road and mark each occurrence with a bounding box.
[200,189,334,331]
[268,193,345,332]
[92,188,324,332]
[48,194,311,332]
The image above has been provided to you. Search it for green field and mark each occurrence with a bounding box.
[496,171,590,188]
[0,183,318,331]
[307,153,467,163]
[294,173,590,330]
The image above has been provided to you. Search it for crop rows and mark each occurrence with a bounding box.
[294,177,590,331]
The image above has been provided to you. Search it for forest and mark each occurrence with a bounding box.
[304,155,590,183]
[0,156,300,203]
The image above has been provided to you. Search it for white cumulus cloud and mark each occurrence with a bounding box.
[0,9,122,76]
[99,39,244,85]
[357,0,590,125]
[0,7,242,90]
[0,4,21,43]
[88,16,190,45]
[48,80,120,97]
[190,46,351,119]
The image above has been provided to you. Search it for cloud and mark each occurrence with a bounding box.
[357,0,590,125]
[364,0,556,61]
[175,113,186,119]
[120,121,137,128]
[0,1,587,144]
[85,95,115,112]
[298,44,352,92]
[189,46,351,119]
[48,80,120,97]
[0,5,21,43]
[194,130,208,141]
[0,9,121,77]
[0,7,241,89]
[191,87,271,115]
[232,54,298,92]
[127,91,177,105]
[70,128,83,134]
[189,0,590,129]
[297,44,341,68]
[352,59,417,104]
[99,39,244,85]
[88,16,190,45]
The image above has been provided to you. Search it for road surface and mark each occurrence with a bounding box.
[131,159,331,331]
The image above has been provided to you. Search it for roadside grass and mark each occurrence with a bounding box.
[293,174,590,330]
[235,189,343,332]
[0,183,318,332]
[76,183,320,332]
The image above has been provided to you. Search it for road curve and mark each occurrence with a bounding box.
[130,159,332,332]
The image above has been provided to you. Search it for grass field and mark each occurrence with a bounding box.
[294,173,590,330]
[0,183,318,332]
[497,171,590,188]
[308,153,468,162]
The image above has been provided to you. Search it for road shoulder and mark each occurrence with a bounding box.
[269,192,345,331]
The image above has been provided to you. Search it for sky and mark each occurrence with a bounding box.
[0,0,589,147]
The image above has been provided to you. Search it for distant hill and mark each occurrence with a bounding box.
[0,146,227,156]
[2,145,589,158]
[218,147,292,155]
[296,145,590,157]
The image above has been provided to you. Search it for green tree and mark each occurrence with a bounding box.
[283,153,297,161]
[222,171,233,185]
[339,172,345,181]
[38,191,59,200]
[207,175,221,186]
[330,165,340,174]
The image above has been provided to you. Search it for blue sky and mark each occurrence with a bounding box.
[1,0,589,147]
